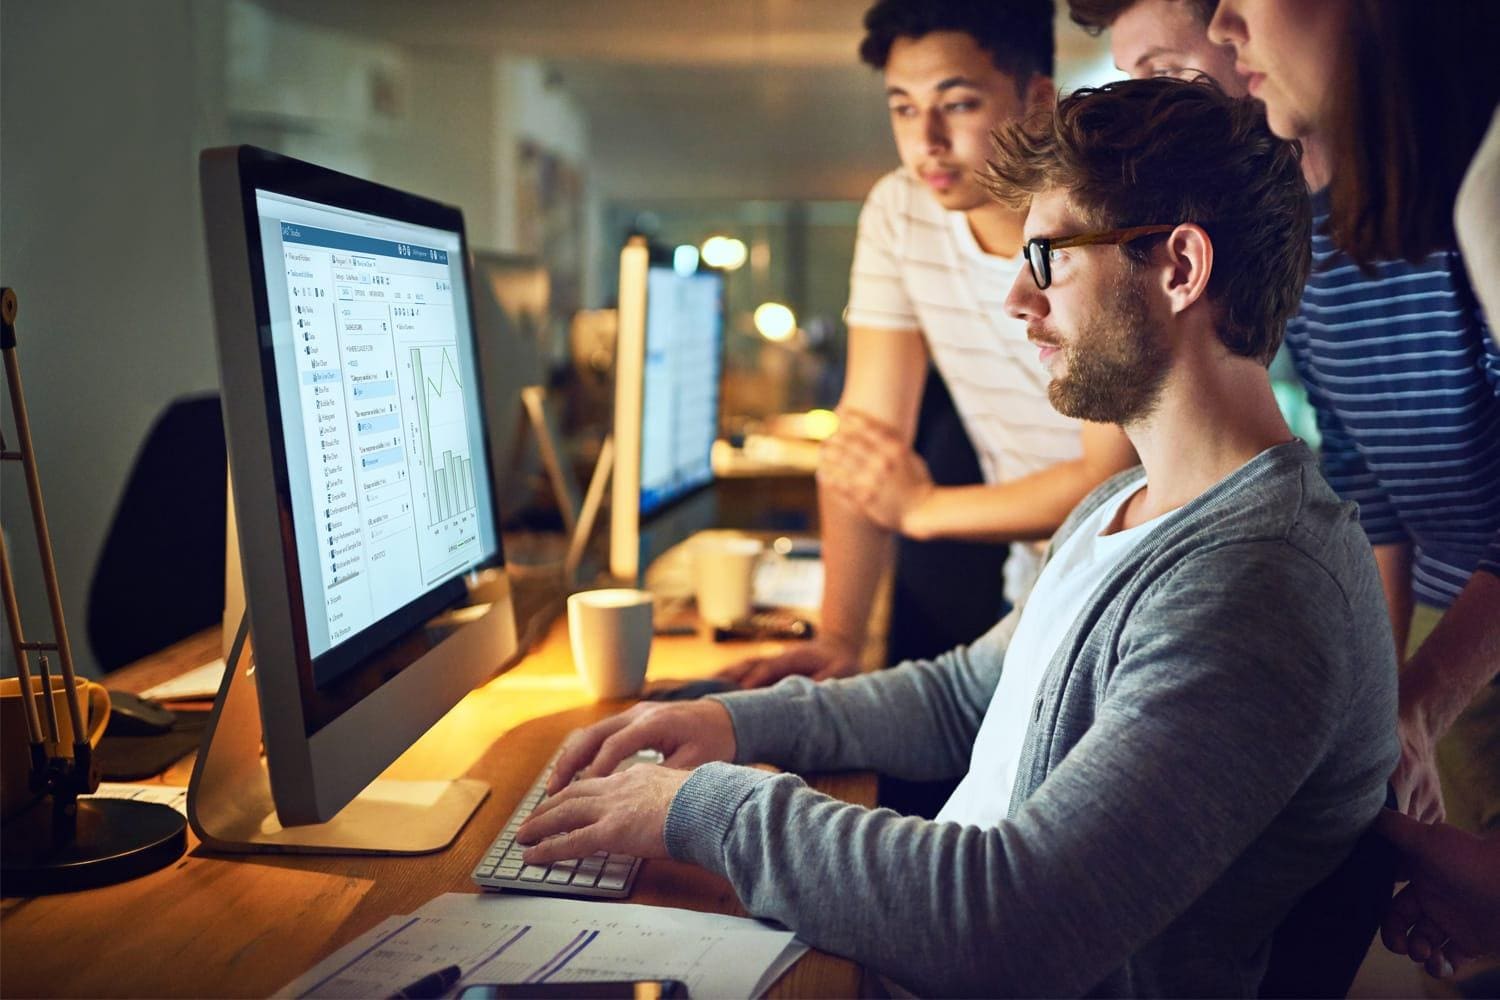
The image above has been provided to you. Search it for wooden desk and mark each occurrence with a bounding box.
[0,613,875,998]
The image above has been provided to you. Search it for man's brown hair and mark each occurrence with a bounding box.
[982,77,1309,365]
[1066,0,1218,35]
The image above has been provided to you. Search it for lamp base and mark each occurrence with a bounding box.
[1,797,186,896]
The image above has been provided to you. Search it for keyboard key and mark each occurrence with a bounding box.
[470,747,640,899]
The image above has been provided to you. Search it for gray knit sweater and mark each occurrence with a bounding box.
[663,441,1398,996]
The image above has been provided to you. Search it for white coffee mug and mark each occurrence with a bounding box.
[693,536,765,626]
[568,589,654,700]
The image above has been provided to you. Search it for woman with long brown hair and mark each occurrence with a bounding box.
[1209,0,1500,981]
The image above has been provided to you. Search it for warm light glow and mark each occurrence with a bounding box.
[700,235,748,271]
[754,302,797,342]
[804,408,838,440]
[673,244,700,275]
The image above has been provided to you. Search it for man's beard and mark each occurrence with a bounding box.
[1045,277,1170,425]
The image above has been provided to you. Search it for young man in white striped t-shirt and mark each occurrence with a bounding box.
[722,1,1137,688]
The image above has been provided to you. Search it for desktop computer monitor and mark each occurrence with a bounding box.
[198,145,517,846]
[609,237,726,583]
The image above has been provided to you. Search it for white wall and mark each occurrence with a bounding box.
[0,1,595,678]
[1,0,228,678]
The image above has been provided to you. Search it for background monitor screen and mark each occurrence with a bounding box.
[638,265,724,517]
[252,189,500,688]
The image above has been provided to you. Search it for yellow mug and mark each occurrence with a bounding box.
[0,675,111,821]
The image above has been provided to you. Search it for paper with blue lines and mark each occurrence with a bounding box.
[279,893,806,998]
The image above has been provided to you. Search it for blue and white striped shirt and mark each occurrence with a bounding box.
[1283,192,1500,608]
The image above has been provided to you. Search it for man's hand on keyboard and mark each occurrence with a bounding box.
[546,700,736,795]
[518,763,688,865]
[715,635,861,689]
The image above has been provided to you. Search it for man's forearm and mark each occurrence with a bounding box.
[1375,543,1415,660]
[817,482,894,653]
[901,420,1136,543]
[902,458,1107,543]
[1402,570,1500,737]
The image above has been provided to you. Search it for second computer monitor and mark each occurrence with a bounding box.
[609,237,726,582]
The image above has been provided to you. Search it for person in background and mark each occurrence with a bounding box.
[1069,0,1239,91]
[1082,0,1500,833]
[518,78,1398,997]
[718,0,1136,691]
[1209,0,1500,980]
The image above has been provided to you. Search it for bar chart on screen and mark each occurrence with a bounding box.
[411,344,477,527]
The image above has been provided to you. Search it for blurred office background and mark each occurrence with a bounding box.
[1,1,1316,680]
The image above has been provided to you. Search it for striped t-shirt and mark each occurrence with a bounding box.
[1283,191,1500,607]
[845,168,1085,602]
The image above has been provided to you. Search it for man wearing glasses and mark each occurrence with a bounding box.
[719,0,1137,692]
[518,79,1398,996]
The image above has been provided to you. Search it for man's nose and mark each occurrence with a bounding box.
[924,108,950,152]
[1004,266,1045,322]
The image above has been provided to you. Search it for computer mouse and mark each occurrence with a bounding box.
[106,689,178,738]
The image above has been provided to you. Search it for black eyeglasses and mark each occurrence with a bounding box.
[1024,224,1180,290]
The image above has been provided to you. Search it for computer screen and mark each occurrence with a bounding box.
[638,265,724,517]
[253,190,500,687]
[609,238,725,582]
[200,146,517,836]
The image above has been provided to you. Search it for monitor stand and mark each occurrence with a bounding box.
[186,615,487,855]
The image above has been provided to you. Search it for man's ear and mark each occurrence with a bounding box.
[1161,223,1213,316]
[1023,74,1056,115]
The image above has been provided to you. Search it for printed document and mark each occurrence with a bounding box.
[278,892,808,998]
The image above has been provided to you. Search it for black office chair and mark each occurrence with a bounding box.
[87,393,227,673]
[1259,807,1399,998]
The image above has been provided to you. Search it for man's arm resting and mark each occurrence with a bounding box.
[723,325,928,688]
[821,413,1137,543]
[1374,543,1415,661]
[900,420,1137,542]
[1402,570,1500,738]
[818,325,928,649]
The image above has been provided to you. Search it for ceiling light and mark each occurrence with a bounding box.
[700,236,748,271]
[754,302,796,342]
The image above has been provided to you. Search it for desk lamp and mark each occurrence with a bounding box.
[0,288,186,895]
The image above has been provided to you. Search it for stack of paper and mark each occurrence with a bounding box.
[279,892,808,999]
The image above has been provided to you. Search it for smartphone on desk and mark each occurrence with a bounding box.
[458,981,687,999]
[712,610,815,642]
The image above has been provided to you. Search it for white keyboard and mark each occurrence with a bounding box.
[470,748,655,899]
